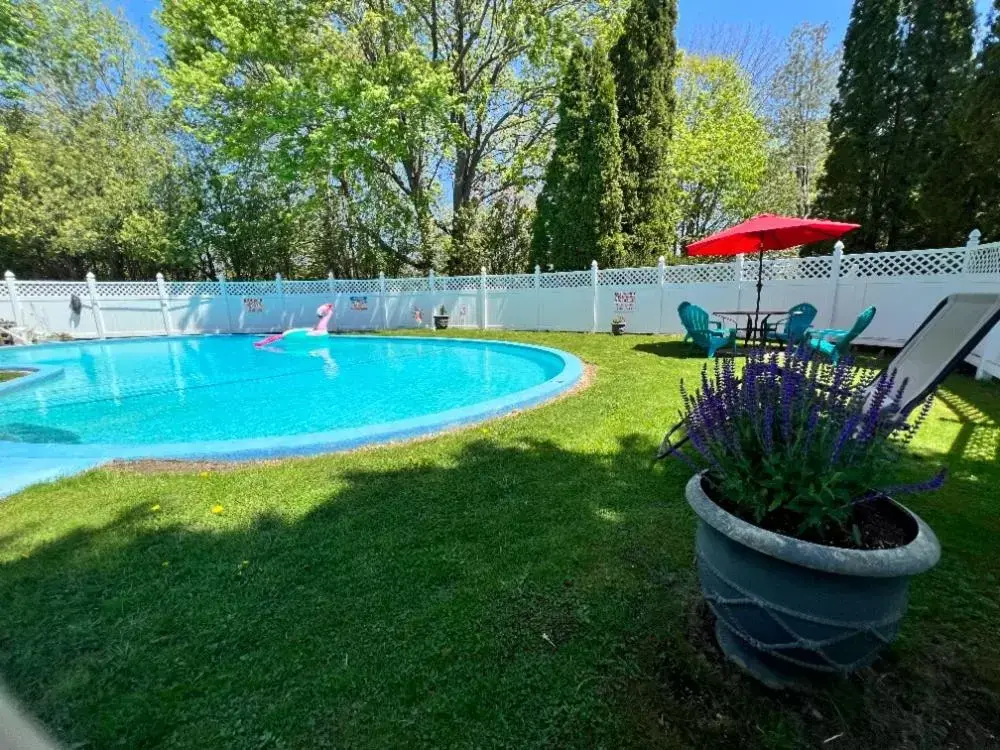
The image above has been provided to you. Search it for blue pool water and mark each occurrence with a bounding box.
[0,336,581,463]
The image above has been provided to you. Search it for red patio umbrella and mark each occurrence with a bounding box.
[686,214,860,335]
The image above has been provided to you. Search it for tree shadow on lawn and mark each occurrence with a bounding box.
[0,434,694,748]
[633,340,782,362]
[633,339,736,361]
[0,422,998,748]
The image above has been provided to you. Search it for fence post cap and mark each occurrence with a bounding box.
[968,228,982,245]
[480,266,488,275]
[657,256,666,267]
[156,272,164,281]
[85,271,96,281]
[217,270,226,281]
[590,260,598,269]
[275,273,282,280]
[3,270,14,280]
[534,265,541,273]
[833,240,845,253]
[378,271,385,279]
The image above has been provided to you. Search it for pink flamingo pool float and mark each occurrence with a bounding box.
[254,303,334,348]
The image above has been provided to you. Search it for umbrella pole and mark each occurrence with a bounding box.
[753,244,764,345]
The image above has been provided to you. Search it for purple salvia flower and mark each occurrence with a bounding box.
[762,402,774,455]
[686,421,722,469]
[830,414,861,466]
[779,367,797,443]
[853,468,948,505]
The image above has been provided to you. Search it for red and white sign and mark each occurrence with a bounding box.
[614,291,636,313]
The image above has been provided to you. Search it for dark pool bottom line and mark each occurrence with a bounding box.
[0,335,584,498]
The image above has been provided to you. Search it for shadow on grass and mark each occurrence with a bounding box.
[936,386,999,466]
[0,435,697,748]
[1,382,999,748]
[633,340,712,360]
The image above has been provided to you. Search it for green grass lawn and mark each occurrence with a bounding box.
[0,330,998,748]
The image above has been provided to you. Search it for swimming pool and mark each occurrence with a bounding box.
[0,335,582,463]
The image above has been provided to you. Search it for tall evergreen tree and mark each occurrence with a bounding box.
[610,0,676,263]
[816,0,905,251]
[531,43,624,270]
[892,0,974,247]
[818,0,975,251]
[913,0,982,247]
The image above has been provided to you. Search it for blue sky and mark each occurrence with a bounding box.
[112,0,993,53]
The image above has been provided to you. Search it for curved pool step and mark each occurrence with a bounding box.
[0,456,105,500]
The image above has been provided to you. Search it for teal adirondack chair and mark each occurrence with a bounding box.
[764,302,818,346]
[678,301,725,343]
[678,303,738,358]
[806,306,876,364]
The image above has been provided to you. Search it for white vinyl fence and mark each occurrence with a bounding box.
[3,231,1000,380]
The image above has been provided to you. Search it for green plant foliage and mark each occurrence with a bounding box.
[668,54,768,251]
[669,347,943,543]
[445,196,534,275]
[759,23,840,220]
[0,0,175,278]
[531,42,624,271]
[0,0,30,102]
[817,0,975,251]
[0,331,997,747]
[816,0,904,251]
[160,0,618,273]
[610,0,676,263]
[892,0,975,248]
[919,0,999,247]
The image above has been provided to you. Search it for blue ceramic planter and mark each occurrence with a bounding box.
[686,472,941,690]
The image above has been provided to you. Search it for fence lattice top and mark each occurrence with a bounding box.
[968,243,1000,275]
[6,242,999,301]
[839,248,966,278]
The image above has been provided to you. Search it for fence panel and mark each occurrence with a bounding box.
[487,290,537,330]
[539,287,593,332]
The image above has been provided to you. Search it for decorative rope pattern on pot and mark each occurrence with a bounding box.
[696,548,899,674]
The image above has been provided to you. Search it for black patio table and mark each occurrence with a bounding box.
[713,308,789,348]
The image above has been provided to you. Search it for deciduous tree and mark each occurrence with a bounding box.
[763,24,840,219]
[669,54,768,252]
[161,0,617,273]
[0,0,174,279]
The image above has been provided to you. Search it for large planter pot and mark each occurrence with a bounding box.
[611,322,626,336]
[686,472,940,689]
[433,315,450,330]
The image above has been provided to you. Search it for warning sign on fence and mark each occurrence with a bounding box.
[350,295,368,311]
[614,291,636,312]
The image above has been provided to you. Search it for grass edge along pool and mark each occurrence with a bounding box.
[0,334,584,463]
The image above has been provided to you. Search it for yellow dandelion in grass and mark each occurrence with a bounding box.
[211,504,224,515]
[199,471,210,479]
[151,504,161,513]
